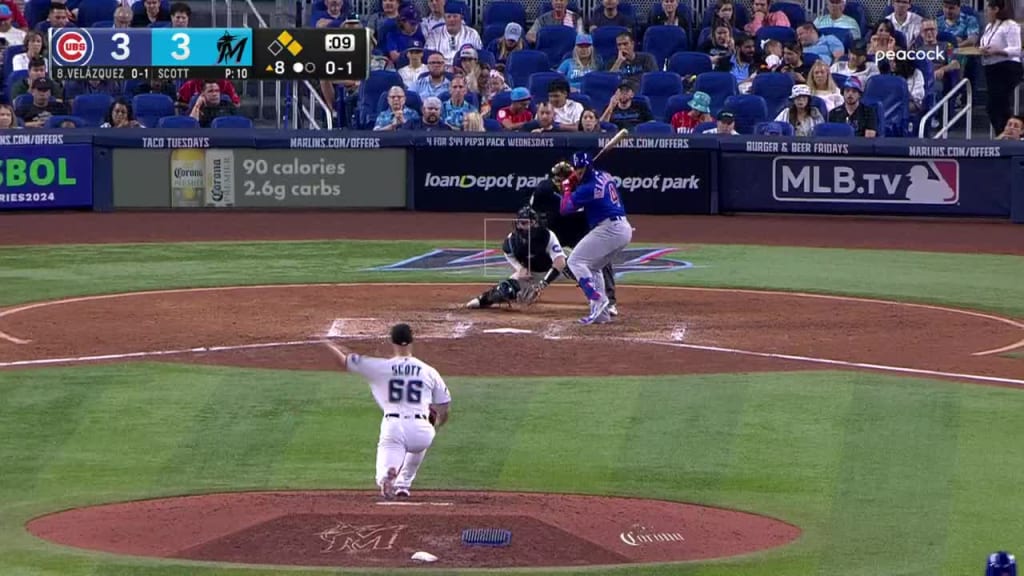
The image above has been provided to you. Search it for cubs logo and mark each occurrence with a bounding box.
[52,29,94,66]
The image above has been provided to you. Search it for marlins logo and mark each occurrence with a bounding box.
[51,29,94,66]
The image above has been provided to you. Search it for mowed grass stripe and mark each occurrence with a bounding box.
[815,376,963,576]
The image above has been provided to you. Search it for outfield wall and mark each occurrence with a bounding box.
[1,131,1022,223]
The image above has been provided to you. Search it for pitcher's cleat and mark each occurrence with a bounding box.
[607,304,618,317]
[395,488,410,498]
[380,467,398,500]
[465,297,481,309]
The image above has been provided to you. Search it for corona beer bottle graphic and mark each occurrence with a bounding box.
[170,149,206,208]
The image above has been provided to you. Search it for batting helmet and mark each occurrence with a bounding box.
[988,552,1017,576]
[571,151,592,169]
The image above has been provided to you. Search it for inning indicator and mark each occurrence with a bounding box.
[252,28,369,81]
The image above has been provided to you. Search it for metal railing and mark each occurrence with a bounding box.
[918,78,972,139]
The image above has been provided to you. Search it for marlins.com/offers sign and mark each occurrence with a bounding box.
[772,157,959,204]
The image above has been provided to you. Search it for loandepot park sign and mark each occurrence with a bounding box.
[371,248,693,277]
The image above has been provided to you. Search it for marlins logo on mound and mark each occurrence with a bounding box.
[372,247,693,277]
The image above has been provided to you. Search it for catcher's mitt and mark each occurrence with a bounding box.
[517,280,545,306]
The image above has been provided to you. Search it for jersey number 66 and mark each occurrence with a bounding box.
[389,379,424,403]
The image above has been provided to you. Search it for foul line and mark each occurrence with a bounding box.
[0,340,322,369]
[0,282,1021,356]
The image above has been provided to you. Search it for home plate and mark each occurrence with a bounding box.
[482,328,534,334]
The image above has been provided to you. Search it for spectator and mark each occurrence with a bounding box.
[757,38,783,71]
[938,0,979,47]
[557,33,600,91]
[413,96,451,130]
[366,0,400,40]
[710,0,737,31]
[813,0,862,40]
[66,78,121,98]
[831,43,879,84]
[188,80,237,127]
[547,78,582,130]
[527,0,584,45]
[886,0,923,46]
[746,0,790,37]
[489,22,524,70]
[605,31,656,90]
[414,52,451,98]
[775,83,824,135]
[443,74,477,128]
[100,99,145,128]
[314,0,351,28]
[889,55,925,113]
[701,25,735,72]
[868,20,898,54]
[462,110,485,131]
[36,2,70,33]
[113,5,132,27]
[732,34,756,89]
[827,76,877,136]
[14,78,66,127]
[0,103,18,129]
[808,59,843,109]
[521,102,561,132]
[133,77,177,100]
[425,1,481,66]
[578,108,605,131]
[454,46,482,91]
[600,80,653,130]
[780,41,811,82]
[169,2,190,27]
[647,0,690,33]
[11,57,62,100]
[0,0,27,30]
[913,20,958,96]
[0,6,26,49]
[996,114,1023,139]
[12,30,45,72]
[178,79,240,106]
[979,0,1020,134]
[703,109,738,133]
[588,0,633,33]
[56,119,77,128]
[422,0,446,34]
[797,23,844,65]
[398,41,427,88]
[385,6,426,62]
[497,86,533,130]
[374,86,420,130]
[479,69,508,116]
[670,90,712,133]
[132,0,169,27]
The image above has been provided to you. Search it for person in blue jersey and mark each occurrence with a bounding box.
[558,151,632,324]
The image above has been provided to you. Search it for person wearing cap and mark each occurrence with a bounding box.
[425,0,481,66]
[0,0,27,30]
[375,85,420,130]
[365,0,400,40]
[398,41,427,88]
[488,22,525,68]
[588,0,634,33]
[557,33,602,92]
[313,0,352,28]
[670,90,713,134]
[775,84,825,136]
[497,86,534,130]
[526,0,584,45]
[886,0,924,46]
[600,80,653,131]
[605,31,656,91]
[0,5,26,48]
[813,0,862,40]
[442,74,477,128]
[413,52,451,98]
[547,78,583,130]
[454,46,482,86]
[322,324,452,501]
[829,42,879,84]
[10,56,62,101]
[827,76,877,136]
[384,5,426,62]
[14,77,67,128]
[703,110,739,134]
[413,96,452,130]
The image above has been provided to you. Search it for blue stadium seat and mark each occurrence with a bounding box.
[157,115,200,128]
[487,90,513,119]
[647,2,696,38]
[76,0,119,27]
[484,1,526,27]
[536,26,576,68]
[751,72,793,118]
[357,70,404,128]
[700,1,749,30]
[864,74,910,136]
[754,121,795,136]
[483,23,508,46]
[505,50,551,89]
[831,72,849,87]
[149,21,170,27]
[693,71,737,116]
[484,118,504,131]
[592,26,629,65]
[5,70,28,99]
[634,120,673,134]
[132,93,175,128]
[810,95,829,118]
[568,92,592,109]
[580,71,620,111]
[3,45,26,86]
[769,2,806,27]
[12,94,32,110]
[694,120,717,133]
[639,71,683,121]
[477,49,497,67]
[439,91,480,108]
[843,0,869,38]
[755,25,796,50]
[812,121,855,136]
[540,0,580,13]
[599,121,618,131]
[211,116,254,128]
[72,93,113,126]
[527,71,566,103]
[936,30,958,45]
[667,52,712,77]
[802,53,820,68]
[642,26,688,70]
[92,19,114,27]
[44,115,88,128]
[664,93,692,121]
[819,27,853,51]
[26,1,49,27]
[723,94,767,135]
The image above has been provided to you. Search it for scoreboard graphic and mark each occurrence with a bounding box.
[48,27,369,82]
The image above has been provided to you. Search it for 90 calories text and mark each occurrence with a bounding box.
[240,158,346,201]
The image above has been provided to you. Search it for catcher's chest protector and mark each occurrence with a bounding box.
[506,229,554,274]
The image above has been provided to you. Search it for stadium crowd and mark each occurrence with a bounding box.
[0,0,1021,137]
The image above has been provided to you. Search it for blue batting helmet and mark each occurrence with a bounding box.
[988,552,1017,576]
[571,151,592,169]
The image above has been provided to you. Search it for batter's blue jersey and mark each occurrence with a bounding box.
[569,170,626,229]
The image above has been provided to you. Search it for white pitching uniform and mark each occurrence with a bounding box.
[347,352,452,492]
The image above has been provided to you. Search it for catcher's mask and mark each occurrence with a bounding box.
[514,206,538,236]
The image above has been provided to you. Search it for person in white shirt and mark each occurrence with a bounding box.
[398,41,427,88]
[830,44,879,84]
[425,0,482,66]
[323,324,451,500]
[421,0,446,35]
[12,30,45,73]
[979,0,1022,134]
[0,6,26,49]
[547,78,583,130]
[886,0,923,46]
[774,83,825,135]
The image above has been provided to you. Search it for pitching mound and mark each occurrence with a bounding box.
[26,491,800,568]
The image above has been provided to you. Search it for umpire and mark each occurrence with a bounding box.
[528,161,619,316]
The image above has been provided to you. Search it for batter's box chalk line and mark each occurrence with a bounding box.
[322,317,475,340]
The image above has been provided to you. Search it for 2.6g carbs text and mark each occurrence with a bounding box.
[240,157,346,201]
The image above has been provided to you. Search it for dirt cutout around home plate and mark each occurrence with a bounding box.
[26,491,801,569]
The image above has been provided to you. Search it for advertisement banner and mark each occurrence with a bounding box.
[169,149,407,209]
[720,154,1011,217]
[0,144,92,210]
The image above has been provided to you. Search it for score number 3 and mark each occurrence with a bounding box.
[111,32,130,60]
[388,379,424,403]
[170,32,191,60]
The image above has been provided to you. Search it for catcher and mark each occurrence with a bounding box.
[464,205,574,309]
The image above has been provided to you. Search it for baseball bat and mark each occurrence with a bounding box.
[593,128,630,162]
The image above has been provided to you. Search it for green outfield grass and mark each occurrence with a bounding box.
[0,240,1022,575]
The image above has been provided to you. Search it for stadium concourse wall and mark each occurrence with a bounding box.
[0,131,1022,223]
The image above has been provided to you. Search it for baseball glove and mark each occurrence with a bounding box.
[517,280,545,306]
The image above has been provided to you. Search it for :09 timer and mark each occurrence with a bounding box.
[325,61,353,75]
